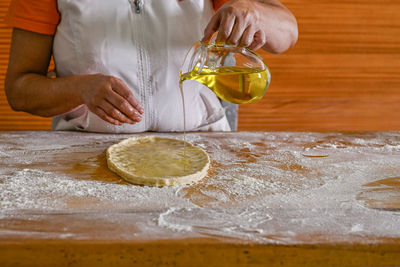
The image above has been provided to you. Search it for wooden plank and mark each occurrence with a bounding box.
[1,241,400,267]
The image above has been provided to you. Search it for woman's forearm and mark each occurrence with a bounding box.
[5,28,86,118]
[256,0,298,53]
[6,73,84,117]
[6,28,141,125]
[6,71,144,125]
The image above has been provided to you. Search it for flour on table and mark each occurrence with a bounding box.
[0,131,400,243]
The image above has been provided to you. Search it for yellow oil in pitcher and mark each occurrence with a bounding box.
[179,66,270,104]
[178,65,270,167]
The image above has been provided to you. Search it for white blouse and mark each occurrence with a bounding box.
[52,0,230,133]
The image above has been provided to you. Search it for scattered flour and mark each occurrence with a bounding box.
[0,131,400,243]
[0,168,193,211]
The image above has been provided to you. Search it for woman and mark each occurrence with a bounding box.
[5,0,297,133]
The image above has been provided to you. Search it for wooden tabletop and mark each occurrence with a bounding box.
[0,131,399,266]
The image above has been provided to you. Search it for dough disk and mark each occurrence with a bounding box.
[106,136,210,186]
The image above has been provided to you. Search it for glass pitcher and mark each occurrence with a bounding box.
[179,41,271,104]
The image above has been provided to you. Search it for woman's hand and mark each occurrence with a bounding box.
[78,74,143,126]
[203,0,265,50]
[202,0,298,53]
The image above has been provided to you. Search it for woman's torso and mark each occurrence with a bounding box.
[52,0,230,133]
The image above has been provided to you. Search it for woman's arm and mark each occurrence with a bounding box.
[5,28,143,125]
[203,0,298,53]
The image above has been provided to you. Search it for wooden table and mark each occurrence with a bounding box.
[0,131,399,266]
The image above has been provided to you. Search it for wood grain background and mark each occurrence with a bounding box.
[0,0,399,131]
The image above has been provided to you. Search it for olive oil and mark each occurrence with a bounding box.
[179,66,269,170]
[179,66,270,105]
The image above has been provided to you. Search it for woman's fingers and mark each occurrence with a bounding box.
[226,17,245,45]
[106,87,142,123]
[239,26,256,47]
[103,100,138,124]
[216,13,236,45]
[94,107,123,126]
[110,77,144,114]
[202,13,221,43]
[248,30,267,51]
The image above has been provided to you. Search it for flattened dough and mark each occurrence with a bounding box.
[106,136,210,186]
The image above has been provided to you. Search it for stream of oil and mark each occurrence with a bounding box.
[179,81,187,171]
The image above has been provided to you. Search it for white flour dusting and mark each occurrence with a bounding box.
[0,168,194,211]
[0,131,400,244]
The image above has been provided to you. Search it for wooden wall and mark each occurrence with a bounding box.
[0,0,400,131]
[241,0,400,131]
